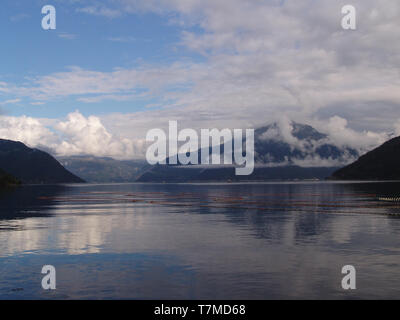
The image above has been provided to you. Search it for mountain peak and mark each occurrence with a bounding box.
[253,121,358,167]
[290,122,327,141]
[255,121,327,142]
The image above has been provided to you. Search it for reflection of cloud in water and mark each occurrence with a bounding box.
[1,182,400,298]
[0,203,147,256]
[1,182,400,258]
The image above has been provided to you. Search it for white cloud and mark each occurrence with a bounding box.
[4,63,197,103]
[315,116,389,152]
[0,115,58,148]
[0,112,145,160]
[54,111,145,159]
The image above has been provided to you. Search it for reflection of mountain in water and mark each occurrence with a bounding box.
[2,182,399,246]
[1,183,400,299]
[0,185,67,222]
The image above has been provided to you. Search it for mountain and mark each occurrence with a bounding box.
[331,136,400,180]
[136,122,356,182]
[58,156,147,183]
[0,139,84,184]
[253,122,358,165]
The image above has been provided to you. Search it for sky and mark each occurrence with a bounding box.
[0,0,399,159]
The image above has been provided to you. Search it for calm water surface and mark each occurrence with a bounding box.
[0,182,399,299]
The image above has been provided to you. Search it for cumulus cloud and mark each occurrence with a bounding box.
[0,112,145,160]
[0,115,58,148]
[54,111,145,159]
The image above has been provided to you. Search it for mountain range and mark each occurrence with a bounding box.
[57,156,146,183]
[136,122,360,182]
[1,121,395,184]
[253,122,359,166]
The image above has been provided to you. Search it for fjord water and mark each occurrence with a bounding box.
[1,182,399,299]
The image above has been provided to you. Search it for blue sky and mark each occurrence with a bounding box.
[1,0,202,118]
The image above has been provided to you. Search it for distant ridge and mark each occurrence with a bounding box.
[0,139,85,184]
[331,136,400,180]
[58,156,146,183]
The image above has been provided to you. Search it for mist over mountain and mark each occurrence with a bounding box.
[137,121,359,182]
[0,139,84,184]
[15,121,383,183]
[0,121,386,184]
[253,122,360,167]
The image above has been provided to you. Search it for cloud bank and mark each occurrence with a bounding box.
[0,111,145,160]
